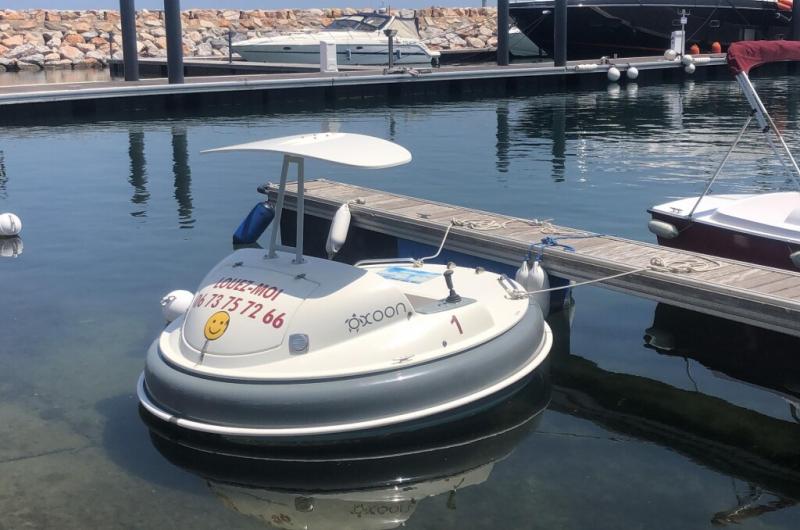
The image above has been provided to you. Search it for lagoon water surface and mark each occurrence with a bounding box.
[1,76,800,529]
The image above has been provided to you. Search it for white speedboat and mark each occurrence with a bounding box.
[233,12,440,67]
[648,41,800,271]
[137,132,552,440]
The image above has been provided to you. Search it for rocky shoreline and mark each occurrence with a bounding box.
[0,7,499,72]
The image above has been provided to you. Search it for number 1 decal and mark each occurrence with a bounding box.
[450,315,463,335]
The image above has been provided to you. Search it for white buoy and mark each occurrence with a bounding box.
[526,261,550,317]
[326,203,351,259]
[607,66,620,82]
[681,54,694,66]
[0,236,23,258]
[0,213,22,237]
[514,259,530,286]
[664,49,678,61]
[161,290,194,323]
[626,66,639,80]
[684,63,696,74]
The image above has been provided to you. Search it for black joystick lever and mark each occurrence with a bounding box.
[444,269,462,303]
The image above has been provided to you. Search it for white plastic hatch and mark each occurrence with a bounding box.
[202,132,412,169]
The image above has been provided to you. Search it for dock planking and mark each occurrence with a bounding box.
[270,179,800,338]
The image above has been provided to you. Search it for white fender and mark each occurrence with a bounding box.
[526,261,550,316]
[648,219,679,239]
[161,290,194,323]
[791,250,800,269]
[607,66,621,82]
[514,259,530,287]
[326,203,351,258]
[0,212,22,237]
[0,236,23,258]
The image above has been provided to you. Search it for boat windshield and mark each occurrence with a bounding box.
[324,15,388,32]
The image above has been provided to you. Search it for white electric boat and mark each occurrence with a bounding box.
[137,132,552,440]
[648,41,800,271]
[232,12,440,67]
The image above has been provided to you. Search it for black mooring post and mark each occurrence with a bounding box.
[164,0,184,84]
[119,0,139,81]
[794,0,800,41]
[497,0,510,66]
[554,0,567,67]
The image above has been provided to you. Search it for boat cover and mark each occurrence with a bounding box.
[728,41,800,75]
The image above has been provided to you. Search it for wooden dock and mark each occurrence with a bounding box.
[271,179,800,338]
[0,55,728,123]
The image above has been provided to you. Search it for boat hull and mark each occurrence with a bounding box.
[511,1,790,59]
[234,42,437,66]
[649,210,800,271]
[138,305,552,439]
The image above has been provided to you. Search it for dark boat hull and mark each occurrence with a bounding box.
[648,210,800,271]
[511,1,791,59]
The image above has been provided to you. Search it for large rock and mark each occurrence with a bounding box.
[466,36,485,48]
[16,60,41,71]
[1,34,23,47]
[63,33,84,45]
[0,64,5,72]
[196,41,213,57]
[22,53,44,66]
[58,45,84,61]
[6,43,35,59]
[0,44,7,55]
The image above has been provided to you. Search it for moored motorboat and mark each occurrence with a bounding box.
[648,41,800,271]
[510,0,790,60]
[232,12,440,67]
[137,132,552,441]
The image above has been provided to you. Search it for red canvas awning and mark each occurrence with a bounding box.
[727,41,800,75]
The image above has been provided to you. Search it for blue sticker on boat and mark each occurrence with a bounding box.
[377,267,440,284]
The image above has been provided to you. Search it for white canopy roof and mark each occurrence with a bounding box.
[202,132,412,169]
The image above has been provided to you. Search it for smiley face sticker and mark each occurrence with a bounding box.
[204,311,230,341]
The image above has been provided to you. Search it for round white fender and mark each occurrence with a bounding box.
[648,219,679,239]
[326,203,351,258]
[607,66,620,82]
[526,261,550,316]
[664,49,678,61]
[626,66,639,80]
[0,213,22,237]
[791,251,800,269]
[161,290,194,323]
[684,63,696,74]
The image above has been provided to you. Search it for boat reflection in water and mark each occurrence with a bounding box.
[644,302,800,418]
[142,366,551,529]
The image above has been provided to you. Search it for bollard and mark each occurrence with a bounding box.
[554,0,567,67]
[497,0,510,66]
[164,0,184,84]
[119,0,139,81]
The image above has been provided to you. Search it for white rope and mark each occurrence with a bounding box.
[516,255,723,295]
[451,216,568,235]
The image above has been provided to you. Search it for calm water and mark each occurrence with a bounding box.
[1,75,799,529]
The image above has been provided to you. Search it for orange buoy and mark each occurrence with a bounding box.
[689,43,701,55]
[711,41,722,53]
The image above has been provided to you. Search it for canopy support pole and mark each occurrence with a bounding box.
[736,72,800,188]
[688,112,753,218]
[267,155,290,259]
[294,156,306,264]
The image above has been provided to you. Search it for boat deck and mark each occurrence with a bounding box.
[272,179,800,337]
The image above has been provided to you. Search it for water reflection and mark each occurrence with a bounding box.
[548,302,800,524]
[142,369,551,529]
[644,303,800,419]
[0,150,7,200]
[127,128,148,218]
[0,236,23,258]
[171,126,195,229]
[495,100,510,175]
